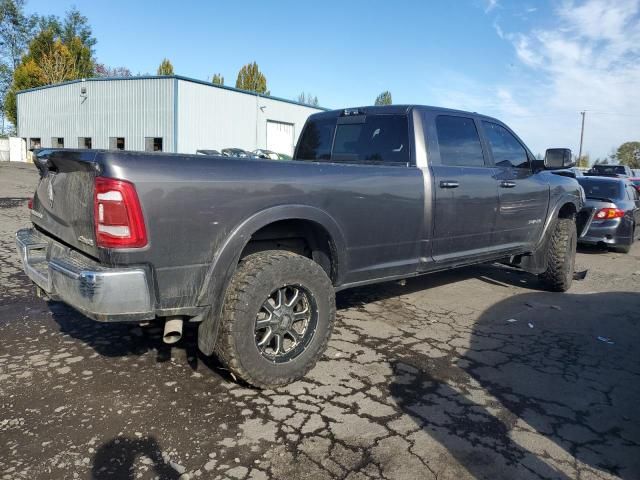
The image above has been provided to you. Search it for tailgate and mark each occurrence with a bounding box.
[31,149,100,258]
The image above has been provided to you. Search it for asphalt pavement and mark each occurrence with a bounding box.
[1,161,639,479]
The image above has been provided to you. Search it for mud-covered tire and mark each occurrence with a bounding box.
[539,217,577,292]
[215,250,335,389]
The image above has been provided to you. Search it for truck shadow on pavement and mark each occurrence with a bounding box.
[388,291,640,479]
[91,436,181,479]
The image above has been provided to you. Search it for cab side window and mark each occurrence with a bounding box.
[435,115,485,167]
[482,121,529,169]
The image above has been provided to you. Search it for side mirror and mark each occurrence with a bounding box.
[544,148,574,170]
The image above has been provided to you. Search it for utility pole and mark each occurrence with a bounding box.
[578,111,586,164]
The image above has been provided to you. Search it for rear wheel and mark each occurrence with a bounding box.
[539,217,576,292]
[215,250,335,389]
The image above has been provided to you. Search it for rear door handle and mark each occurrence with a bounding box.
[439,180,459,189]
[500,181,516,188]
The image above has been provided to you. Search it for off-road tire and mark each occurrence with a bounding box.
[539,217,577,292]
[215,250,335,389]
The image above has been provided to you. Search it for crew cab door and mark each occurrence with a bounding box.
[425,113,500,262]
[480,121,549,248]
[295,109,425,285]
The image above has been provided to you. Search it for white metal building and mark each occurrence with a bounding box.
[16,75,325,156]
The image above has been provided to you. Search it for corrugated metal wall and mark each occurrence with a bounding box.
[16,77,323,155]
[17,78,175,152]
[177,79,322,154]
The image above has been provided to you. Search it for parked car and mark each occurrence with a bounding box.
[577,176,640,253]
[276,153,292,160]
[587,164,633,177]
[252,149,280,160]
[196,149,221,156]
[17,105,585,388]
[221,148,251,158]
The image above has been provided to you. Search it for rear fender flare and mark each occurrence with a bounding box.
[196,205,346,356]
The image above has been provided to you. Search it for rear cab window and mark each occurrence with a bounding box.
[296,113,411,165]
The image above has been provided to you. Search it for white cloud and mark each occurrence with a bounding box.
[484,0,499,13]
[446,0,640,160]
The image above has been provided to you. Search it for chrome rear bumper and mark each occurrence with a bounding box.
[16,228,154,322]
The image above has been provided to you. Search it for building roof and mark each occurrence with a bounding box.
[16,74,329,111]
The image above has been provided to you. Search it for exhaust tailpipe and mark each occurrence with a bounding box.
[163,317,183,344]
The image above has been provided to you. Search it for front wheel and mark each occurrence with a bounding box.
[215,250,335,389]
[539,217,577,292]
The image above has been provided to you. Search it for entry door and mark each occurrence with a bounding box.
[430,115,499,262]
[266,121,294,156]
[481,121,549,248]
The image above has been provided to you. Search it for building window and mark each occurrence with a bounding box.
[29,138,41,150]
[109,137,125,150]
[78,137,92,149]
[51,137,64,148]
[145,137,163,152]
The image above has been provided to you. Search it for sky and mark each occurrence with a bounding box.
[25,0,640,160]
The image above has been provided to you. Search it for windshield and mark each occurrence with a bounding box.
[577,178,624,200]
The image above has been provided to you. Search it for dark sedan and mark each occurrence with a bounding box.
[577,177,640,253]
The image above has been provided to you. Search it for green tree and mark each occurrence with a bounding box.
[4,26,93,125]
[0,0,36,69]
[0,0,37,132]
[34,8,95,77]
[616,141,640,169]
[211,73,224,85]
[157,58,173,75]
[374,90,392,105]
[576,154,590,168]
[235,61,268,94]
[297,91,319,106]
[1,5,96,127]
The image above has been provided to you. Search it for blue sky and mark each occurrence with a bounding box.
[26,0,640,160]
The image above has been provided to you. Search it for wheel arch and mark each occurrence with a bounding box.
[519,194,581,275]
[196,205,346,356]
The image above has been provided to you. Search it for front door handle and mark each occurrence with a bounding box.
[440,180,459,189]
[500,181,516,188]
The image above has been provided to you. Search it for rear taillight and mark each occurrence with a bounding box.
[27,197,33,209]
[594,207,624,220]
[94,177,147,248]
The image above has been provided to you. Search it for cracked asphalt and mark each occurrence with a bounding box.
[1,161,639,480]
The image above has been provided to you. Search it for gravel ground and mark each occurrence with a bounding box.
[1,161,639,480]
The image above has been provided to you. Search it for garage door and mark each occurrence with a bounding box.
[266,121,295,157]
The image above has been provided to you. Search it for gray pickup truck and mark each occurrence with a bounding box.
[17,105,585,388]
